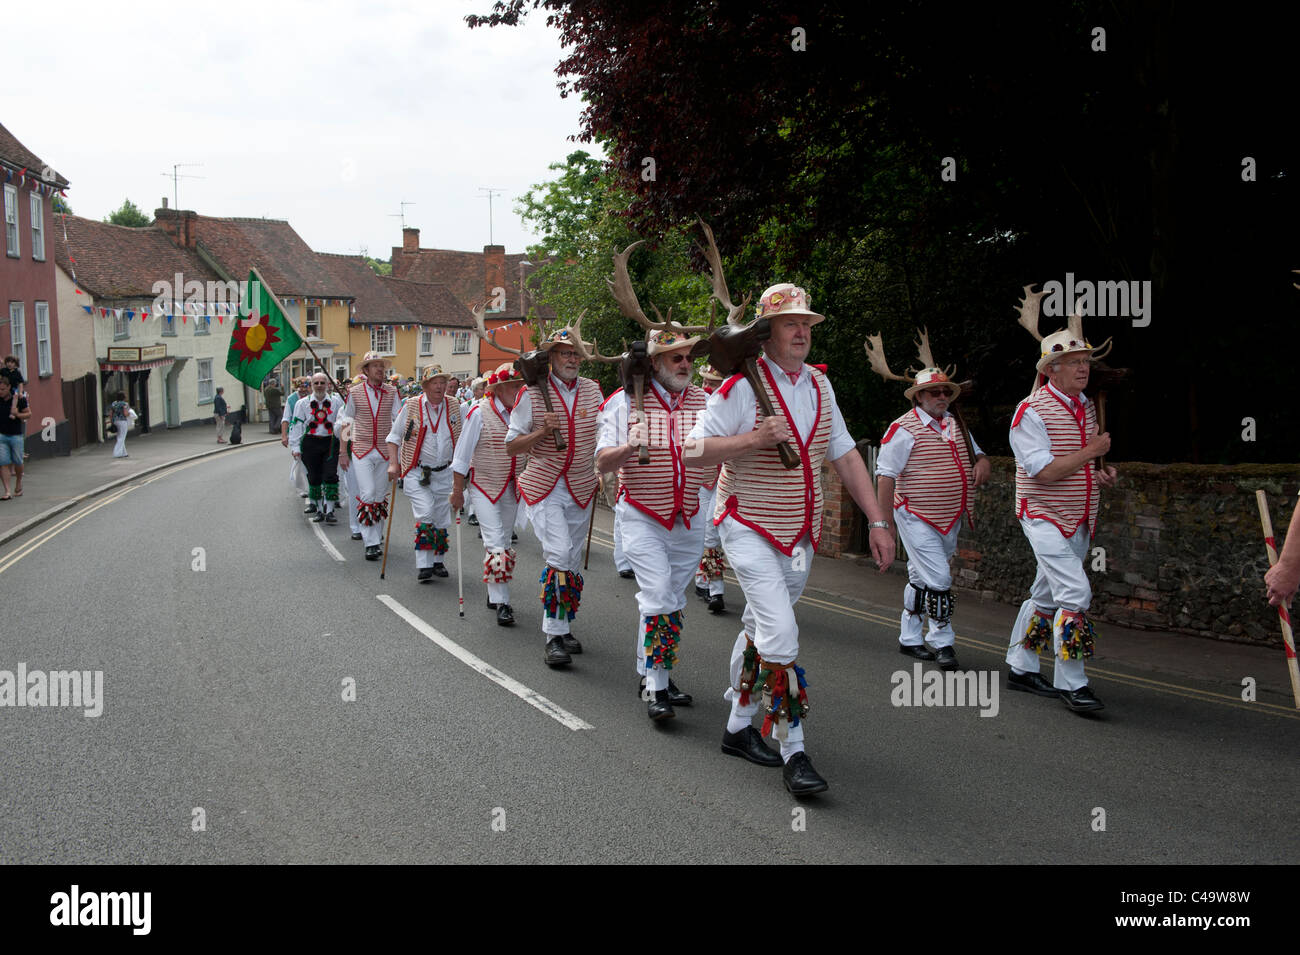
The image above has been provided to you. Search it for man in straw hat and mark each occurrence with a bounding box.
[339,352,400,560]
[596,329,711,721]
[867,331,990,669]
[387,365,463,581]
[685,282,896,796]
[451,362,526,624]
[693,364,727,613]
[505,321,604,667]
[1005,289,1117,712]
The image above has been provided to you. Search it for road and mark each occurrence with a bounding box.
[1,442,1296,864]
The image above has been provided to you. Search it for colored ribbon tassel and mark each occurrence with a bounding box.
[433,527,449,555]
[1057,611,1096,661]
[698,546,726,581]
[356,498,374,526]
[1022,610,1053,654]
[539,568,582,621]
[642,611,683,670]
[323,482,339,504]
[414,522,437,551]
[758,664,810,741]
[737,640,760,706]
[483,548,517,584]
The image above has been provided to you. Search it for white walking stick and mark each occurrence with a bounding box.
[456,511,464,617]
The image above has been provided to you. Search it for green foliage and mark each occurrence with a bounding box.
[52,195,72,215]
[365,256,392,276]
[105,199,150,227]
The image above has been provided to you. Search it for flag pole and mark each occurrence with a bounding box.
[248,266,350,395]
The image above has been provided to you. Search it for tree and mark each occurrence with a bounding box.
[365,256,392,276]
[105,199,150,227]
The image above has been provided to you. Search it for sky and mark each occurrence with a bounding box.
[5,0,590,259]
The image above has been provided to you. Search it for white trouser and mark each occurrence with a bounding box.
[528,488,593,636]
[216,415,227,440]
[289,455,309,494]
[618,502,705,690]
[113,422,129,457]
[720,519,811,749]
[472,485,521,606]
[350,449,391,547]
[342,461,362,533]
[694,485,725,596]
[404,466,453,568]
[612,506,631,572]
[896,507,960,649]
[1005,516,1093,690]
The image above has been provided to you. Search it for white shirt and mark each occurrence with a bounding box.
[506,372,582,444]
[1009,382,1087,478]
[686,357,856,462]
[387,394,453,468]
[452,395,511,477]
[289,391,343,454]
[875,407,984,479]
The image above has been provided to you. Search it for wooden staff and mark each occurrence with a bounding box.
[1255,489,1300,708]
[456,512,464,617]
[249,265,349,396]
[379,416,413,580]
[1096,392,1108,472]
[632,373,650,465]
[951,399,978,532]
[741,356,800,470]
[583,479,599,570]
[536,373,567,451]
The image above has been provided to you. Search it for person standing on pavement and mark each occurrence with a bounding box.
[108,390,137,459]
[387,365,461,581]
[340,353,399,561]
[213,387,228,443]
[451,363,525,625]
[0,377,31,499]
[263,378,284,434]
[1,356,25,396]
[685,283,896,796]
[291,373,344,524]
[868,333,990,671]
[693,364,727,613]
[1004,311,1117,714]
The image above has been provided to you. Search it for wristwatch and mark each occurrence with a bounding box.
[868,520,891,530]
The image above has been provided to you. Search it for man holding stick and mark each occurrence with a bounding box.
[340,352,400,561]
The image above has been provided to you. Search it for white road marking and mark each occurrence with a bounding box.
[377,595,594,732]
[311,519,346,561]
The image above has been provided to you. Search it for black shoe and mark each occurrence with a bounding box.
[934,646,959,670]
[431,563,449,578]
[544,637,571,668]
[619,568,635,579]
[351,532,363,541]
[694,584,709,599]
[721,726,782,767]
[782,752,829,796]
[638,678,693,706]
[497,604,515,627]
[648,689,675,721]
[560,634,582,654]
[468,514,479,526]
[899,643,936,661]
[417,567,435,582]
[1060,685,1105,713]
[511,532,517,542]
[324,511,338,524]
[707,594,726,614]
[1007,670,1058,697]
[304,502,318,514]
[365,545,381,561]
[300,492,309,498]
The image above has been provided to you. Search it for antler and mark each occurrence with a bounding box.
[1016,284,1048,342]
[698,219,751,327]
[607,240,713,335]
[1067,299,1114,362]
[911,327,957,379]
[567,310,623,364]
[864,333,914,384]
[471,300,525,357]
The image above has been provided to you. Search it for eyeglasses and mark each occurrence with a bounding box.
[663,353,693,365]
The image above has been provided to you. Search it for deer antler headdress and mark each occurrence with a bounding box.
[1015,283,1113,377]
[864,327,968,401]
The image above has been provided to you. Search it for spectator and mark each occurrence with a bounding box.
[214,387,229,443]
[0,356,24,396]
[263,379,284,434]
[108,390,138,458]
[0,376,30,498]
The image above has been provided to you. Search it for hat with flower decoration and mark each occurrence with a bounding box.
[647,327,703,357]
[755,283,825,326]
[420,364,453,383]
[698,363,724,384]
[485,362,523,391]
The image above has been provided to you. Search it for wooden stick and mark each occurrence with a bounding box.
[632,373,650,465]
[741,356,799,470]
[1096,391,1109,472]
[583,489,598,570]
[456,512,464,617]
[1255,489,1300,708]
[536,376,567,451]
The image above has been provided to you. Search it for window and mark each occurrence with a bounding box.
[305,306,320,338]
[8,302,25,378]
[35,302,51,376]
[419,327,433,355]
[452,331,471,354]
[114,308,129,340]
[333,358,349,383]
[162,310,176,336]
[197,358,214,402]
[4,184,18,256]
[195,312,210,334]
[370,325,394,355]
[29,193,44,261]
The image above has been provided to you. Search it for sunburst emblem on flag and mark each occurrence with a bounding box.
[230,309,283,365]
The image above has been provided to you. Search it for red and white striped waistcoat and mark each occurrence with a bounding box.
[884,409,975,534]
[516,377,603,507]
[469,397,518,502]
[398,394,461,477]
[349,381,397,459]
[615,385,709,529]
[700,386,720,490]
[1013,386,1100,537]
[713,363,833,556]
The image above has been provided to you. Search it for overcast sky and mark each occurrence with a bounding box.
[6,0,589,259]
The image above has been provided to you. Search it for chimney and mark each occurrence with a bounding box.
[161,197,168,209]
[155,208,198,250]
[402,227,420,253]
[484,244,506,303]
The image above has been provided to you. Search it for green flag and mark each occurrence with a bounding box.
[225,271,303,389]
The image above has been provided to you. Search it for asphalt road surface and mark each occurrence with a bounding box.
[1,443,1296,864]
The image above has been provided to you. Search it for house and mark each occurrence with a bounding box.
[390,227,553,375]
[1,121,69,456]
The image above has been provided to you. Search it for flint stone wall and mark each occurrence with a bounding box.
[820,452,1297,646]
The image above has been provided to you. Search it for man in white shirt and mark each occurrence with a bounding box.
[289,372,344,524]
[339,353,400,561]
[685,284,895,796]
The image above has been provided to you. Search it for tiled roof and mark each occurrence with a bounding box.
[380,276,476,328]
[187,216,348,297]
[54,216,221,298]
[0,121,69,187]
[315,253,411,324]
[390,246,555,321]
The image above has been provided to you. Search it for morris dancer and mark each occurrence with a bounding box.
[451,362,525,624]
[290,372,344,525]
[867,331,989,669]
[340,352,399,561]
[387,365,461,581]
[693,364,727,613]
